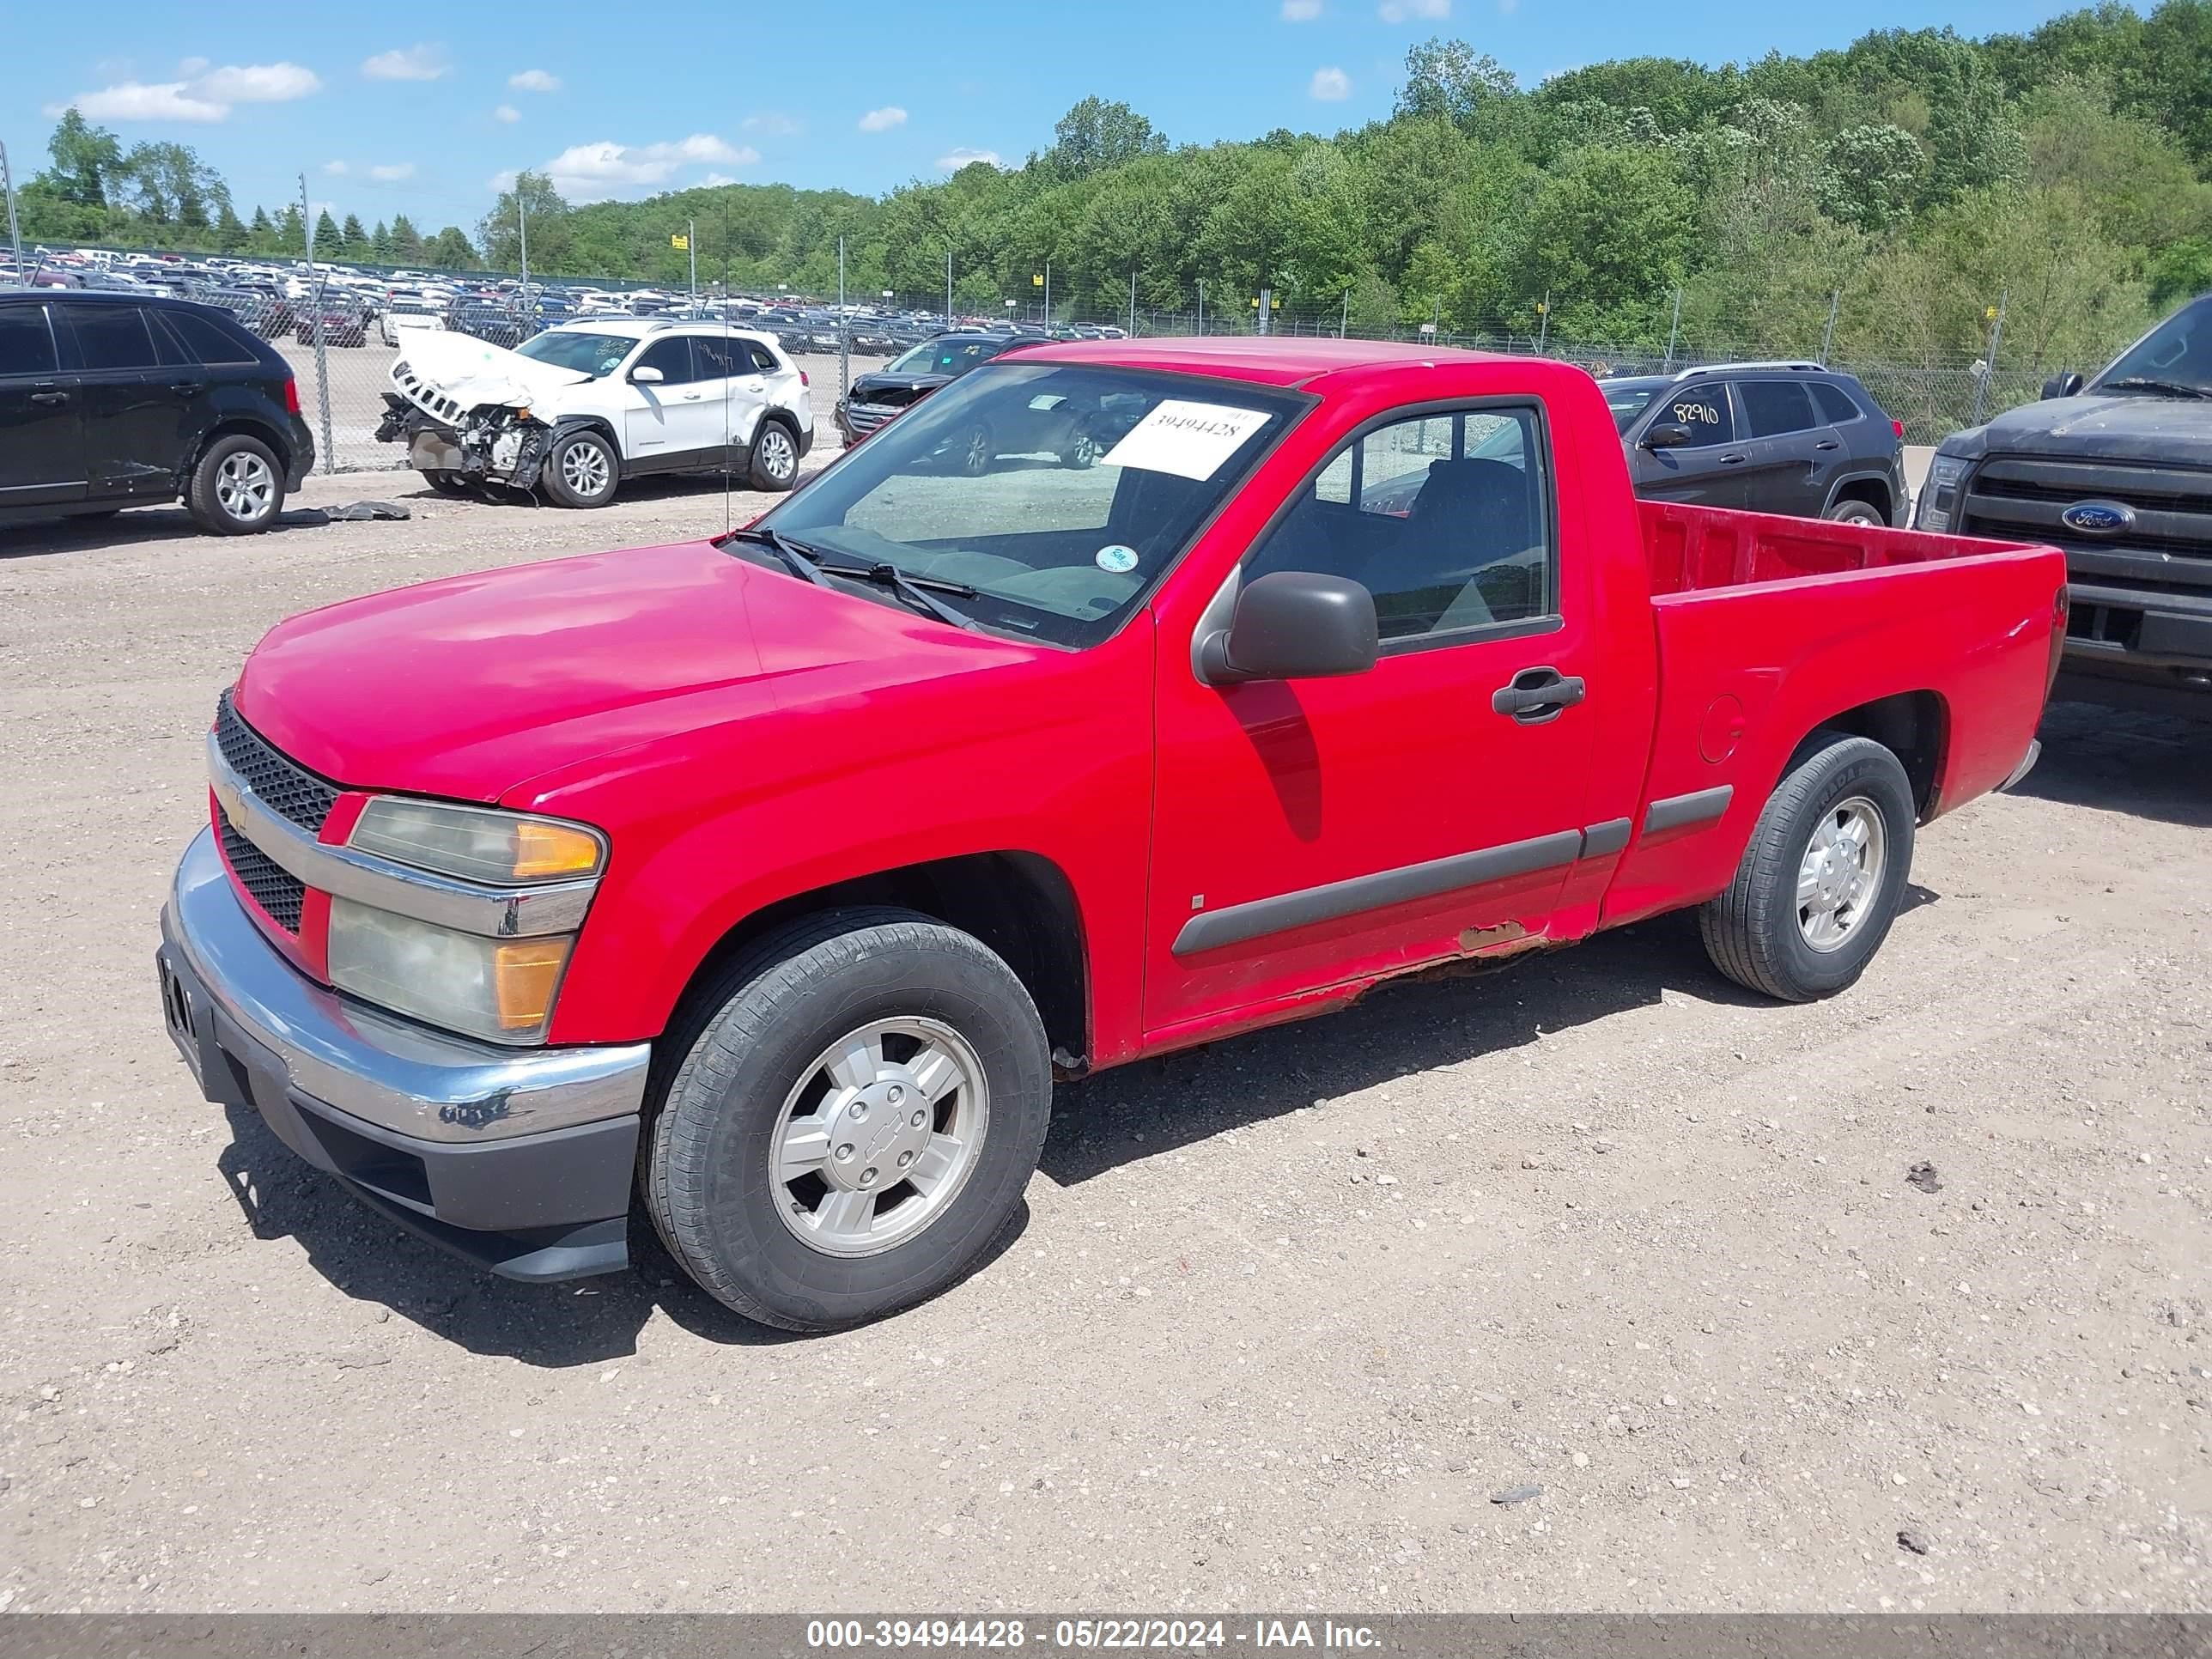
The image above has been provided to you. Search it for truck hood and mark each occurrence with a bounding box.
[1947,392,2212,466]
[389,328,593,411]
[232,539,1042,803]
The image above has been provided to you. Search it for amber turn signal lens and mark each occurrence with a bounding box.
[512,820,605,880]
[494,937,573,1030]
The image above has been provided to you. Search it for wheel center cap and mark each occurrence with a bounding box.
[822,1077,934,1192]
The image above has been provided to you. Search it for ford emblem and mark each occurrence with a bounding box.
[2059,500,2135,536]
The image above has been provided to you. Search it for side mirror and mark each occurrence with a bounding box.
[2041,371,2083,400]
[630,365,665,384]
[1197,571,1379,686]
[1640,422,1693,450]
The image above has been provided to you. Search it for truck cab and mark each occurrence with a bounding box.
[1918,293,2212,717]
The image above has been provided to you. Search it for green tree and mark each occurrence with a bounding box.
[389,213,425,263]
[278,204,306,257]
[427,226,477,268]
[38,109,123,208]
[1395,37,1516,125]
[2147,237,2212,309]
[311,209,341,256]
[340,212,368,258]
[214,199,250,253]
[1042,98,1169,179]
[478,171,571,270]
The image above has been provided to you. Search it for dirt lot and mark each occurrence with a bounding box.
[0,468,2207,1616]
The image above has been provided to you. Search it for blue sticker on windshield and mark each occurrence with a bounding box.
[1094,544,1139,574]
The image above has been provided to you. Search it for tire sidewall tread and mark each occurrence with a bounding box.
[187,433,283,535]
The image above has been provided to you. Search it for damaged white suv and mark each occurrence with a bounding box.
[374,319,816,507]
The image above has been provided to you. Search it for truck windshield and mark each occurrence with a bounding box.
[514,331,635,376]
[2093,296,2212,398]
[885,337,1003,377]
[744,362,1307,647]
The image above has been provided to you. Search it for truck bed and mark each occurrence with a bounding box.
[1638,500,2042,595]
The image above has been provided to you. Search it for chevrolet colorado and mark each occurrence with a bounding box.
[157,338,2064,1330]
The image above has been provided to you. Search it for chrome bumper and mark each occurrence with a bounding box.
[1999,738,2041,793]
[161,827,649,1144]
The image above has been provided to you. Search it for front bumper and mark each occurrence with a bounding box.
[836,399,904,441]
[156,827,648,1281]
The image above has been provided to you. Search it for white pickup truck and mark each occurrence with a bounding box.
[374,318,817,507]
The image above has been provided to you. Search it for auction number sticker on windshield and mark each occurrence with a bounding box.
[1101,400,1273,480]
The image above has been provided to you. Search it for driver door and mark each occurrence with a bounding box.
[1630,381,1746,507]
[623,336,721,468]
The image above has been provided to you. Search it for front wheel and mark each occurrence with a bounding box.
[421,470,471,496]
[748,421,799,491]
[645,908,1052,1331]
[542,428,618,508]
[1698,734,1916,1002]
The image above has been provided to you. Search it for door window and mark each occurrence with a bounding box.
[690,336,739,380]
[1810,381,1862,425]
[1739,380,1818,438]
[631,337,697,384]
[160,309,258,367]
[64,306,160,371]
[1245,405,1553,643]
[748,342,782,374]
[1658,385,1734,446]
[0,307,58,375]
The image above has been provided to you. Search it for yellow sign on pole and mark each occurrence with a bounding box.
[1031,273,1043,288]
[671,234,689,250]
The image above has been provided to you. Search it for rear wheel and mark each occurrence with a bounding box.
[748,420,799,491]
[1698,734,1916,1002]
[186,434,284,535]
[1823,496,1887,526]
[1062,425,1103,469]
[644,908,1052,1331]
[542,428,618,508]
[421,470,471,496]
[953,422,993,477]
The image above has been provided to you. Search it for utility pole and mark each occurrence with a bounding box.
[687,217,696,307]
[1970,288,2008,426]
[297,173,336,471]
[1537,289,1551,353]
[1340,289,1350,339]
[945,248,953,331]
[517,196,529,290]
[1128,269,1137,336]
[1663,288,1681,371]
[837,236,850,400]
[0,141,21,286]
[1819,289,1839,366]
[1197,278,1205,337]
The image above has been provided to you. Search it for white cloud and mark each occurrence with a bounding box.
[1281,0,1322,16]
[1377,0,1449,18]
[362,45,450,82]
[508,68,561,92]
[322,159,349,175]
[369,162,416,181]
[489,169,518,192]
[744,112,802,136]
[50,82,228,122]
[699,173,738,186]
[540,134,757,197]
[858,106,908,133]
[937,148,1003,171]
[193,62,320,102]
[46,60,320,125]
[1310,66,1352,100]
[494,104,521,123]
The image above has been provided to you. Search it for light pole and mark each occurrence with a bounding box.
[0,141,21,286]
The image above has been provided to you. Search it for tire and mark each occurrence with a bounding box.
[1061,424,1103,469]
[186,434,284,535]
[748,419,800,492]
[953,422,993,477]
[1824,497,1887,526]
[645,907,1053,1332]
[1698,733,1916,1002]
[542,428,619,508]
[421,470,471,496]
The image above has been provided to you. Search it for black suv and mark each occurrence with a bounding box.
[835,331,1041,446]
[1,291,315,534]
[1598,362,1905,525]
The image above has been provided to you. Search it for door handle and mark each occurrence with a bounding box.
[1814,439,1839,451]
[1718,453,1746,465]
[1492,665,1586,725]
[682,392,703,402]
[170,380,208,395]
[29,390,69,406]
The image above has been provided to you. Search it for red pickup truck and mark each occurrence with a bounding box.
[156,339,2064,1331]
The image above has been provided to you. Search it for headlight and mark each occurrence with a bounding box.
[348,797,604,885]
[327,897,574,1044]
[1917,453,1970,532]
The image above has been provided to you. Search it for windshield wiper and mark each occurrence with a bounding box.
[2097,376,2210,400]
[818,561,981,631]
[720,526,980,630]
[718,524,830,586]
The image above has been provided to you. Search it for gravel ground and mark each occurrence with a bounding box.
[0,469,2206,1615]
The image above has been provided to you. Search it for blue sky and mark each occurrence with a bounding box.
[8,0,2069,231]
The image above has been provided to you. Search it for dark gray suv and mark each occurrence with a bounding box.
[1598,362,1906,525]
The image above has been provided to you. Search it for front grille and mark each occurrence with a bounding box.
[215,799,306,933]
[1959,456,2212,589]
[214,691,339,833]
